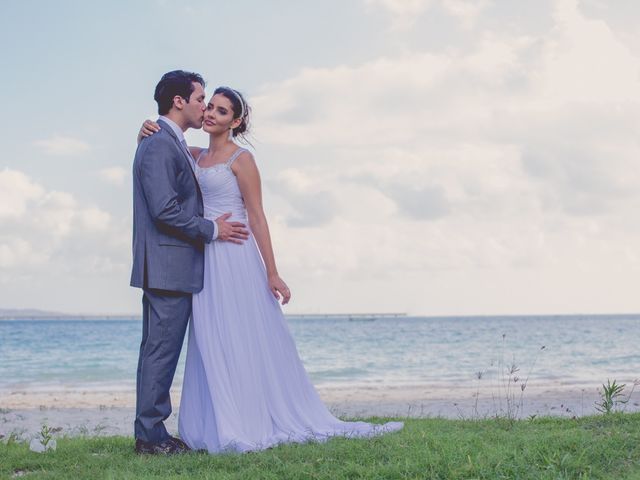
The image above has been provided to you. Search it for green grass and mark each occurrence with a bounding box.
[2,414,640,479]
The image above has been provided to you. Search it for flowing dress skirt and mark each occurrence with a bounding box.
[178,235,403,453]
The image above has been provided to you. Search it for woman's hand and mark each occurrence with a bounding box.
[137,120,161,144]
[268,274,291,305]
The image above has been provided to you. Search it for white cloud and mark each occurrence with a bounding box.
[268,169,337,227]
[366,0,491,31]
[4,0,640,315]
[0,168,44,218]
[0,237,49,269]
[537,0,640,105]
[0,168,125,275]
[99,166,128,187]
[441,0,491,29]
[365,0,433,30]
[35,135,91,156]
[251,0,640,314]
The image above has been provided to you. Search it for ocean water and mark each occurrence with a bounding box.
[1,315,639,393]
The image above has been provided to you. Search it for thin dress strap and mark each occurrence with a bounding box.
[226,147,247,167]
[195,149,207,166]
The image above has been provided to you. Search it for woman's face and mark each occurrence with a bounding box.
[202,93,240,135]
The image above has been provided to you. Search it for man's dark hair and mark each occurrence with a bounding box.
[154,70,205,115]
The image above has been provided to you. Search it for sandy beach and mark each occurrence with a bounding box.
[3,382,638,440]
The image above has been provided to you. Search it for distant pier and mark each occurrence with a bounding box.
[286,313,407,320]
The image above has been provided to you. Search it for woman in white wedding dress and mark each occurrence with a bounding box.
[140,87,403,453]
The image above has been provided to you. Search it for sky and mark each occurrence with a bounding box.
[0,0,639,316]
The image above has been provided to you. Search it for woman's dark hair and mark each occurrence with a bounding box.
[214,86,251,141]
[154,70,205,115]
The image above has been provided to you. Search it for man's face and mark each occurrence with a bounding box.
[184,82,206,129]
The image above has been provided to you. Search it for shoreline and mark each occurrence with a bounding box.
[3,383,639,440]
[3,382,637,411]
[2,380,636,408]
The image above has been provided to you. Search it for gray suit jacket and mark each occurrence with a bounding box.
[130,119,215,293]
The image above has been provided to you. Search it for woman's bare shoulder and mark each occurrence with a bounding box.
[236,149,255,164]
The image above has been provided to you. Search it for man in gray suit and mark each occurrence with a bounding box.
[130,70,248,454]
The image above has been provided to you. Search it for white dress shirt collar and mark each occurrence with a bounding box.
[159,116,186,143]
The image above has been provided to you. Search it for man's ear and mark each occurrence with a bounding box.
[172,95,185,111]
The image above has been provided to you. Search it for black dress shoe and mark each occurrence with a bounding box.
[135,437,191,455]
[167,436,191,451]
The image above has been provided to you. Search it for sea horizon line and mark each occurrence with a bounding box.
[2,311,640,321]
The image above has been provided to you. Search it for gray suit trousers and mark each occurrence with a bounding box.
[134,288,191,443]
